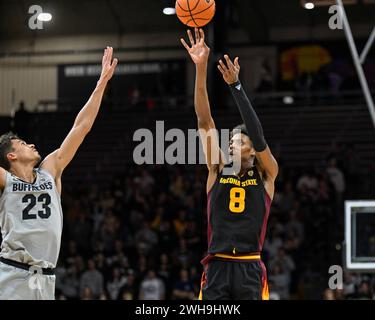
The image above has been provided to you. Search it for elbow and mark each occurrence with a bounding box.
[268,162,279,181]
[273,162,279,179]
[77,123,91,135]
[254,143,267,153]
[197,117,214,130]
[84,125,92,134]
[197,118,209,128]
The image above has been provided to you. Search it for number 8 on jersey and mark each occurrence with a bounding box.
[229,187,246,213]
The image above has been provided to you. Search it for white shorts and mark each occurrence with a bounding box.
[0,262,56,300]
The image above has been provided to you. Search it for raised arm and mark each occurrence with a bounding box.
[218,55,278,182]
[181,29,224,174]
[40,47,118,184]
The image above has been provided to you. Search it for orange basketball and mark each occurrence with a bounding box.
[175,0,216,28]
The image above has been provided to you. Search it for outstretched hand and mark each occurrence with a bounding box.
[98,46,118,85]
[181,28,210,65]
[218,55,240,85]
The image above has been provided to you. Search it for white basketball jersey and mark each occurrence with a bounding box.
[0,168,63,268]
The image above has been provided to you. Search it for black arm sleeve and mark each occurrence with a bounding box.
[229,80,267,152]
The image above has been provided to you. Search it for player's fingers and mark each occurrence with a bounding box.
[180,38,190,51]
[103,50,109,68]
[217,65,226,75]
[102,48,107,65]
[107,47,113,64]
[224,54,235,71]
[111,58,118,70]
[187,29,195,46]
[199,28,205,42]
[104,47,111,66]
[195,28,200,43]
[218,59,228,72]
[234,57,240,69]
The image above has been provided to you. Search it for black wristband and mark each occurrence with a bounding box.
[229,80,267,152]
[229,80,242,90]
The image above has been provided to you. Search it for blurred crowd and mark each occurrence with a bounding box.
[54,140,375,300]
[56,165,206,300]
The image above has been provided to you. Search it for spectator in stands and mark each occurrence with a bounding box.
[269,248,295,284]
[80,259,104,299]
[355,281,372,300]
[183,220,201,252]
[135,221,159,254]
[278,181,295,213]
[138,168,155,194]
[13,100,30,138]
[268,280,281,300]
[81,287,93,300]
[94,252,109,278]
[139,270,165,300]
[157,220,178,252]
[158,253,172,281]
[172,269,195,300]
[173,209,188,237]
[296,168,318,193]
[99,210,121,253]
[61,265,80,299]
[189,266,201,297]
[69,211,92,256]
[334,288,345,300]
[285,210,304,243]
[65,241,79,268]
[107,239,128,266]
[343,272,357,298]
[269,264,290,299]
[316,176,331,204]
[264,227,284,258]
[118,271,137,300]
[173,238,193,269]
[323,288,336,300]
[107,267,127,300]
[326,157,346,212]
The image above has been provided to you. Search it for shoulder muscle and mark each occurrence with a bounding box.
[40,150,59,179]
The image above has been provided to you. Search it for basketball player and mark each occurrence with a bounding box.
[0,47,118,300]
[181,29,278,300]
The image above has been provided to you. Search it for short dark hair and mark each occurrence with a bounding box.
[0,132,19,170]
[231,124,254,148]
[231,125,256,164]
[231,124,249,138]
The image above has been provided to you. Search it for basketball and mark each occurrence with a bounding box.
[175,0,216,27]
